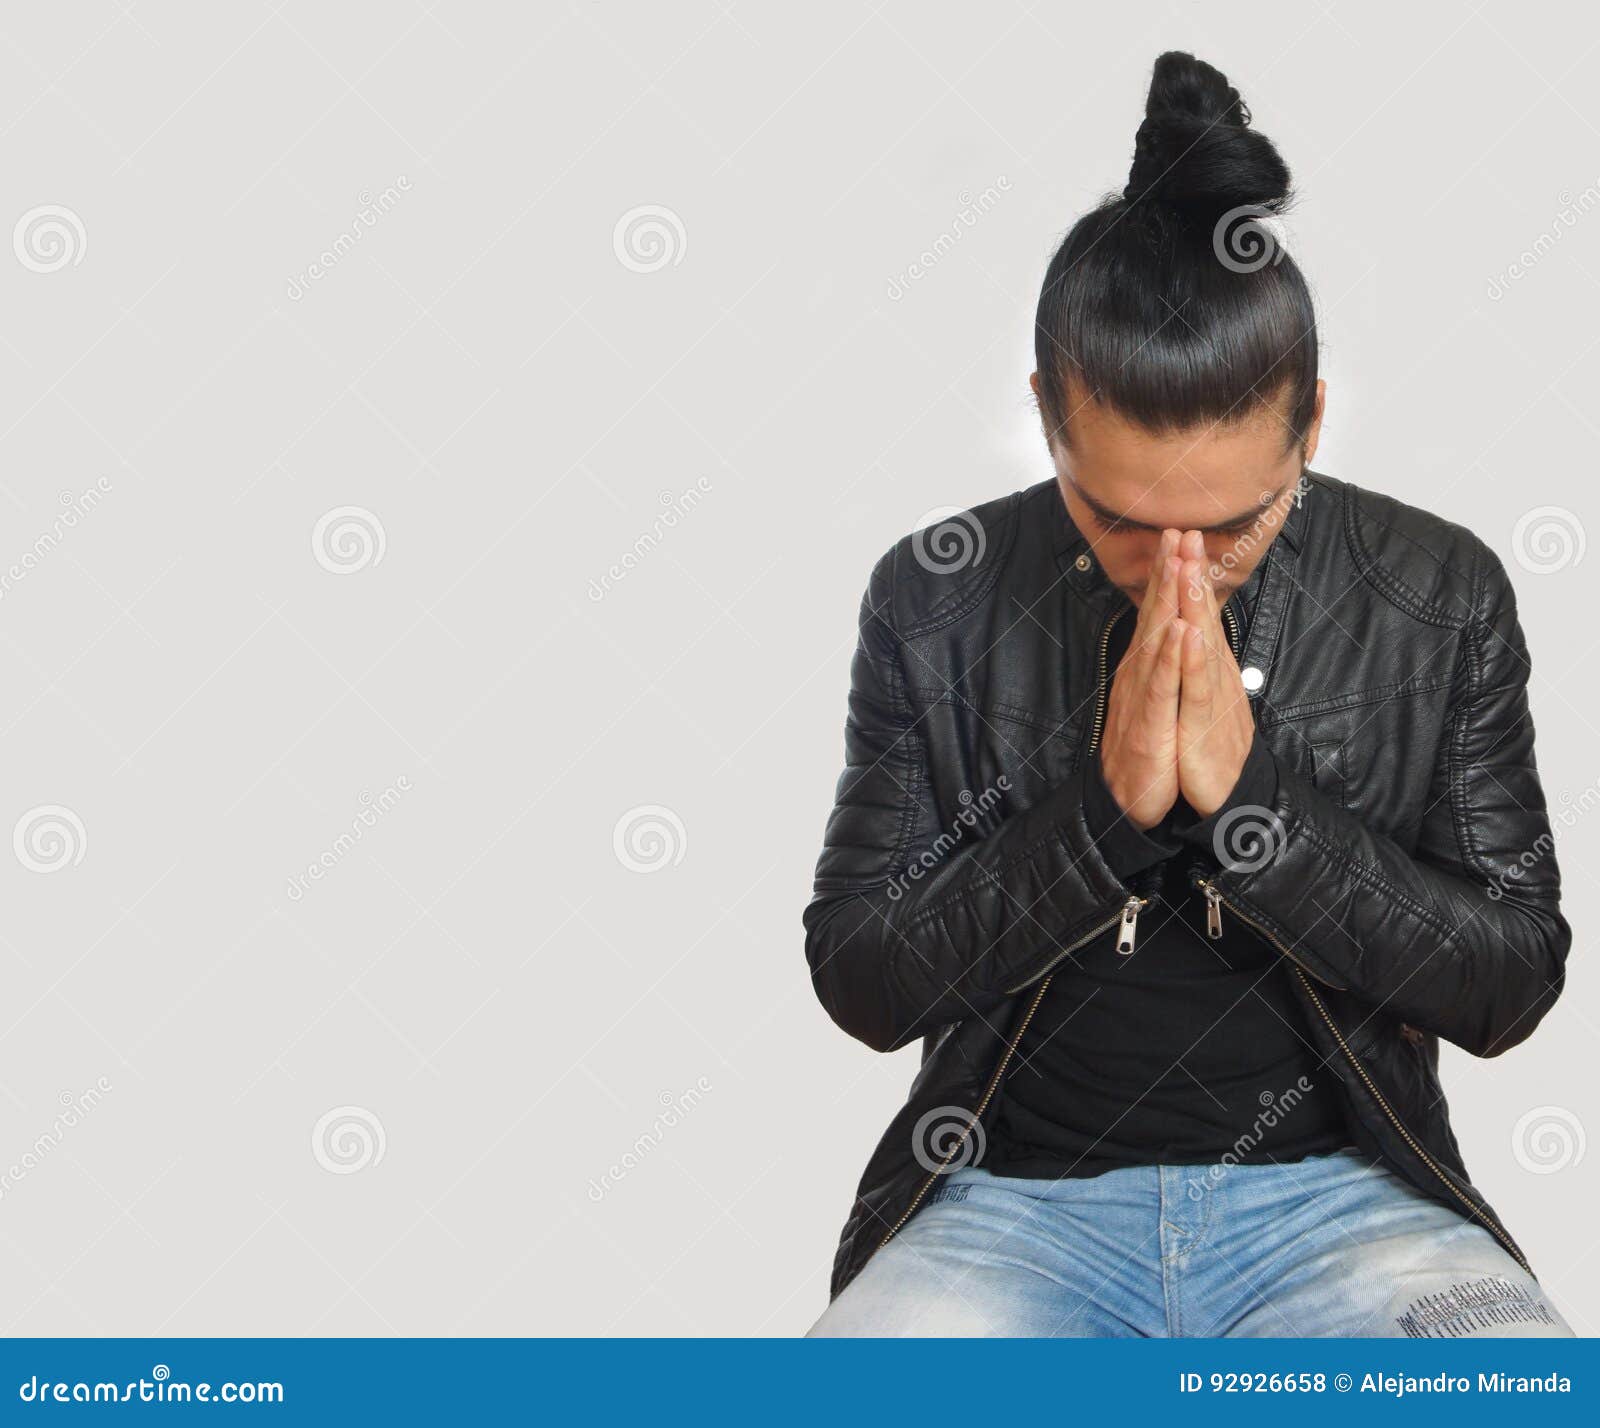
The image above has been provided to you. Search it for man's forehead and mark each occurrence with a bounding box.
[1068,470,1289,533]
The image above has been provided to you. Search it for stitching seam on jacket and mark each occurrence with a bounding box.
[1282,809,1465,946]
[1342,484,1473,629]
[901,796,1120,932]
[897,492,1023,640]
[1452,542,1493,879]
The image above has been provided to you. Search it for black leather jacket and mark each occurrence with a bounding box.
[804,472,1570,1299]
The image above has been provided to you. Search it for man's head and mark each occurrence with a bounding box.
[1034,375,1323,601]
[1032,51,1323,601]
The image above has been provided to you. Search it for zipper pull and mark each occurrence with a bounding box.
[1116,895,1145,956]
[1202,883,1224,940]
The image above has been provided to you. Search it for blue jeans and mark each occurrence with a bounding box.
[809,1150,1572,1337]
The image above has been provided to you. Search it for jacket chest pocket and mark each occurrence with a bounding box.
[1302,740,1349,810]
[1267,723,1353,812]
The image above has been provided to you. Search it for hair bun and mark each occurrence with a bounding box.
[1123,52,1290,213]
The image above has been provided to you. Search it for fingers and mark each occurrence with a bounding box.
[1132,529,1179,660]
[1139,529,1177,622]
[1178,619,1213,722]
[1175,531,1233,670]
[1144,617,1184,729]
[1198,564,1239,673]
[1175,529,1209,629]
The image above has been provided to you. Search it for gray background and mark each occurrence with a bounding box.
[0,0,1595,1336]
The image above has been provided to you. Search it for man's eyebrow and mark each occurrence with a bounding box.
[1074,480,1288,534]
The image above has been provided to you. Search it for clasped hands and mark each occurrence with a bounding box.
[1099,529,1256,832]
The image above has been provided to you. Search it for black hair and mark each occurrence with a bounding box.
[1034,52,1318,450]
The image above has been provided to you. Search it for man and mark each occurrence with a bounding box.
[801,383,1572,1336]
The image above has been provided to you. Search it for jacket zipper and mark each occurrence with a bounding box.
[877,602,1140,1253]
[1294,966,1531,1274]
[1192,877,1528,1274]
[1116,897,1143,955]
[1221,600,1240,657]
[1083,605,1129,758]
[1190,612,1528,1273]
[1014,599,1146,986]
[1191,876,1347,991]
[875,900,1142,1251]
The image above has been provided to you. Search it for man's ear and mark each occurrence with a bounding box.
[1301,379,1327,466]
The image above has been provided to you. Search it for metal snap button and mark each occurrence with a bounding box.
[1240,665,1265,693]
[1074,553,1092,572]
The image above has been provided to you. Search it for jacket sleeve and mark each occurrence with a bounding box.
[1206,546,1570,1057]
[802,550,1135,1053]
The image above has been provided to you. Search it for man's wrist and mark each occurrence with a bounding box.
[1179,731,1279,853]
[1086,754,1181,878]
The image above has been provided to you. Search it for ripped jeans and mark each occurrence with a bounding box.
[809,1148,1572,1338]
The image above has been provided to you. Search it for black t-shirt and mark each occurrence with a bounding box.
[985,579,1351,1180]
